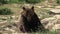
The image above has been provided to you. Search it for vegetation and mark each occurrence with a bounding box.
[57,0,60,4]
[25,0,44,4]
[0,0,44,4]
[0,8,13,15]
[0,0,8,4]
[0,0,60,4]
[0,0,24,4]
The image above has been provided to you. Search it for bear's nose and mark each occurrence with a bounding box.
[27,16,31,21]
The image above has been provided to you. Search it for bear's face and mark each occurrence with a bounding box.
[22,6,35,21]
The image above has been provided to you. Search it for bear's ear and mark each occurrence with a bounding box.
[31,6,34,10]
[22,7,26,10]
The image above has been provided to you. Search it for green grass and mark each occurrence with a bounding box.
[35,8,52,19]
[0,8,13,15]
[0,0,25,4]
[0,4,52,18]
[57,0,60,4]
[25,0,44,4]
[0,0,45,4]
[8,0,25,4]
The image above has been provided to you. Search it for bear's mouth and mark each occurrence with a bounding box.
[27,17,31,21]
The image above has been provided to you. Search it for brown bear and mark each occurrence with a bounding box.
[17,6,45,33]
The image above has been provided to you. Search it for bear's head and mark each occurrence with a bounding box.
[22,6,35,21]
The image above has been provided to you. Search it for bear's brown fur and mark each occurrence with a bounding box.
[17,6,45,33]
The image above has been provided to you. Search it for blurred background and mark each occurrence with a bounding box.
[0,0,60,34]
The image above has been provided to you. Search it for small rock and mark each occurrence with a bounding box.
[52,24,60,31]
[53,15,60,19]
[50,9,60,14]
[5,27,15,32]
[55,6,60,9]
[41,15,60,31]
[36,6,44,8]
[41,17,56,26]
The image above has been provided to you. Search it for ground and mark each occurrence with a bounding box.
[0,1,60,34]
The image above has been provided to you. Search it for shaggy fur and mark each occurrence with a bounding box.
[17,6,45,33]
